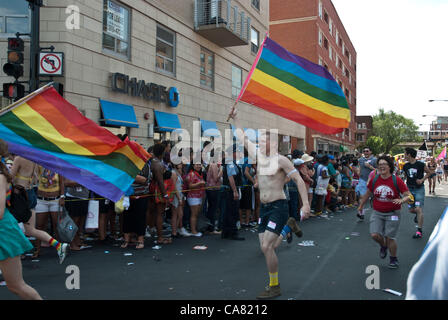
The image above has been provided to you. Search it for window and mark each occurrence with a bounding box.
[231,65,242,98]
[103,0,130,58]
[335,30,339,45]
[156,25,176,75]
[318,1,323,19]
[324,11,329,23]
[251,0,260,10]
[356,134,364,142]
[0,2,30,34]
[329,19,333,35]
[323,37,328,49]
[318,30,323,47]
[318,57,323,66]
[345,67,350,79]
[200,48,214,90]
[345,89,350,103]
[329,46,333,60]
[251,27,259,54]
[338,58,342,69]
[362,123,367,129]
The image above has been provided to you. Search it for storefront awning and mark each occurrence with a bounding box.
[154,110,181,132]
[99,100,139,128]
[200,119,221,137]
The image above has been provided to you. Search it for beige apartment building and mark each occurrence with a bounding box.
[0,0,306,153]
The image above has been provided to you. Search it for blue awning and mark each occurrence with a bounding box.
[99,100,139,128]
[231,125,258,142]
[154,110,182,132]
[200,119,221,137]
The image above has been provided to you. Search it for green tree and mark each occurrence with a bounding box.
[364,136,385,156]
[372,109,420,154]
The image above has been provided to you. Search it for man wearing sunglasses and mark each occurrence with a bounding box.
[356,147,377,220]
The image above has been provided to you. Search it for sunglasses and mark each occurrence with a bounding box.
[363,150,370,153]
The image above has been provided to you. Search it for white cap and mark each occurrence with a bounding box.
[293,159,304,166]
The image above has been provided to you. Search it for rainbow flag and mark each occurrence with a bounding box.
[437,146,446,161]
[237,37,350,134]
[0,85,149,202]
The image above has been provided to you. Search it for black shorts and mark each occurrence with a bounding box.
[258,199,289,235]
[240,186,253,210]
[65,196,89,217]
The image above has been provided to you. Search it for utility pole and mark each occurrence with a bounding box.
[28,0,43,92]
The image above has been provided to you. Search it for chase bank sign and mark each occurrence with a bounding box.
[111,72,179,107]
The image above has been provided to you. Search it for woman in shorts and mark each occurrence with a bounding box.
[436,160,444,185]
[185,163,206,237]
[35,167,65,257]
[357,155,412,269]
[426,157,437,194]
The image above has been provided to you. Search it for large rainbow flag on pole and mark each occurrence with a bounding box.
[0,84,149,202]
[236,37,350,134]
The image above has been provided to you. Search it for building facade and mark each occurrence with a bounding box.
[355,115,373,147]
[1,0,306,154]
[269,0,357,155]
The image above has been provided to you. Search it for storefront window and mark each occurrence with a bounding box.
[102,0,130,59]
[0,1,30,34]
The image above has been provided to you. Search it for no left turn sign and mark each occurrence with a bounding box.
[39,52,64,76]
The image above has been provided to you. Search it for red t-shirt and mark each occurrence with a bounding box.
[367,175,409,213]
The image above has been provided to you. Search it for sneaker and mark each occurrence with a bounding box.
[287,217,303,238]
[191,232,202,237]
[179,227,191,237]
[388,257,399,269]
[356,212,365,221]
[145,227,152,238]
[380,246,388,259]
[236,221,241,230]
[256,285,281,299]
[57,243,69,264]
[413,231,423,239]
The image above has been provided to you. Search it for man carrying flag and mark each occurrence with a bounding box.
[228,108,310,299]
[227,35,351,299]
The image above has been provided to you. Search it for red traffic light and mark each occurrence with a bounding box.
[7,38,24,51]
[3,83,25,99]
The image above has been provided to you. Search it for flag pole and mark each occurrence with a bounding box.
[227,33,269,122]
[0,82,54,117]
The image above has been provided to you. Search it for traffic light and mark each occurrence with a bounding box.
[3,37,24,79]
[3,83,25,99]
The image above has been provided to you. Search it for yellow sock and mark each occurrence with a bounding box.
[269,272,279,287]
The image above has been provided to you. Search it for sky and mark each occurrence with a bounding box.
[331,0,448,132]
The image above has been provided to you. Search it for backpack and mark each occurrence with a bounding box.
[371,174,401,197]
[7,185,32,223]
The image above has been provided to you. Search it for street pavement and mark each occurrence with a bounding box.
[1,182,447,300]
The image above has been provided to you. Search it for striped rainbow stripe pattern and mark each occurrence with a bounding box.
[240,37,351,134]
[0,86,149,202]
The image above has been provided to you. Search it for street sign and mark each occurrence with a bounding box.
[39,52,64,76]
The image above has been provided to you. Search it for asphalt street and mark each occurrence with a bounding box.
[1,182,447,300]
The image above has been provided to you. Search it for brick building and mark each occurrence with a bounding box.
[269,0,357,155]
[0,0,306,154]
[355,115,373,147]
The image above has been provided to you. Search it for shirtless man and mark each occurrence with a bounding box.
[10,156,68,263]
[229,109,311,299]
